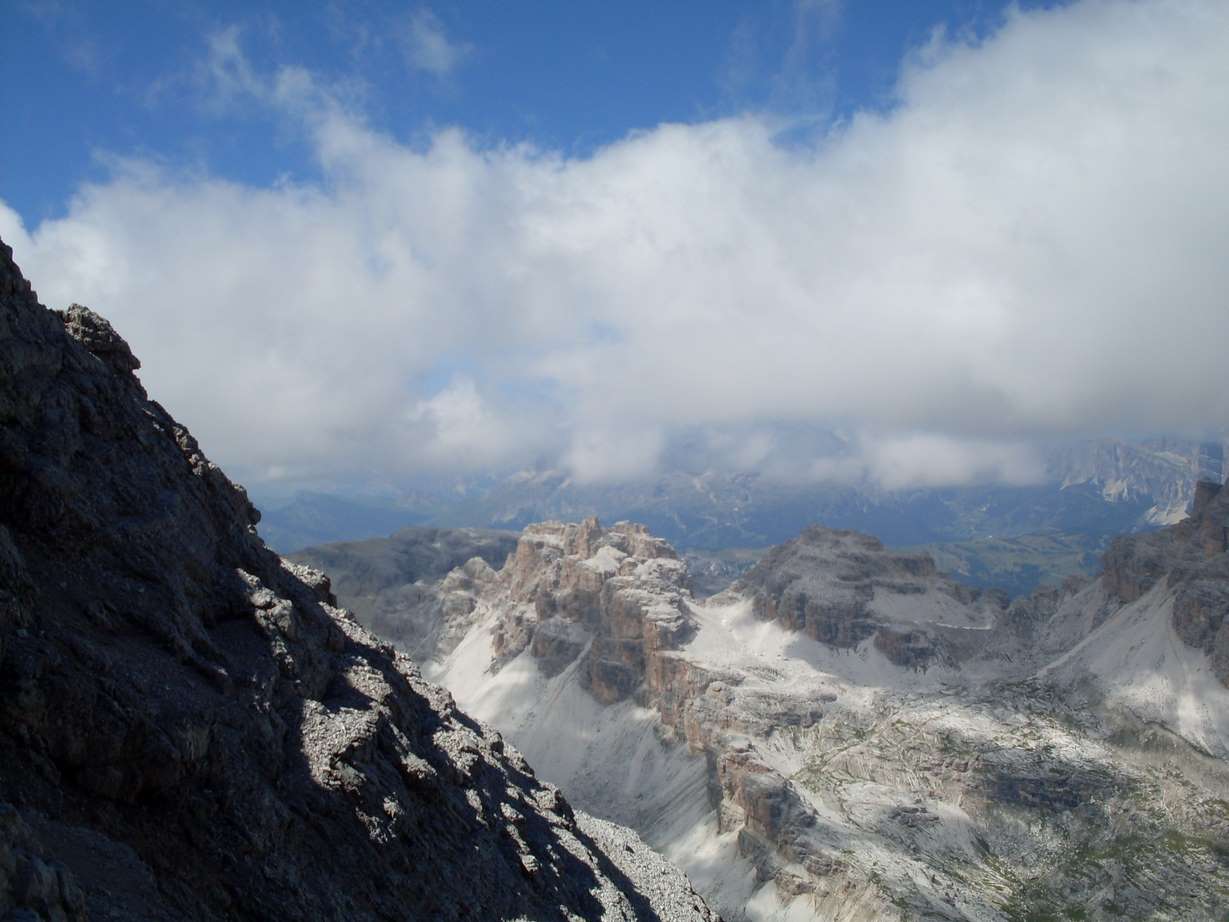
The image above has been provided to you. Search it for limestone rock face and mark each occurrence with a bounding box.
[1046,436,1224,525]
[738,526,1002,670]
[487,518,691,702]
[1094,480,1229,685]
[0,240,715,922]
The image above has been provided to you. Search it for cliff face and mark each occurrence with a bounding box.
[0,240,716,922]
[489,518,692,703]
[738,526,1004,670]
[1098,479,1229,685]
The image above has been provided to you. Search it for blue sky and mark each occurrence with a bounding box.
[4,0,1057,226]
[2,1,1227,492]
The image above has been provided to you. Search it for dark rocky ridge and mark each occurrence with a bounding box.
[0,239,716,921]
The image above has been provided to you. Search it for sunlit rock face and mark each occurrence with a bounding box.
[0,239,717,922]
[352,505,1229,922]
[481,518,694,704]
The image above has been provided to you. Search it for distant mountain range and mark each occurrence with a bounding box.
[259,437,1226,597]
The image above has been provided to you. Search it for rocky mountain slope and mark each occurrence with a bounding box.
[369,501,1229,920]
[0,239,717,921]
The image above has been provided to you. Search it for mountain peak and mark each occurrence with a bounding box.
[59,303,141,374]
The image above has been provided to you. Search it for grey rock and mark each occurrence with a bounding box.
[738,526,1003,670]
[1102,478,1229,685]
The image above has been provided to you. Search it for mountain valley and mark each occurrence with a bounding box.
[304,489,1229,920]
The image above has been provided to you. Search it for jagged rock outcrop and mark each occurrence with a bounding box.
[0,805,85,922]
[0,239,716,921]
[487,518,692,703]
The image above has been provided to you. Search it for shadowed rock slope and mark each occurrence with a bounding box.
[0,239,716,922]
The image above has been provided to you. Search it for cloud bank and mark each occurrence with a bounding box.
[3,0,1228,489]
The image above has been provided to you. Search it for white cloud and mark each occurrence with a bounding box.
[862,434,1045,491]
[401,8,471,78]
[777,0,841,113]
[3,0,1229,490]
[195,25,271,111]
[566,426,666,485]
[405,377,532,468]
